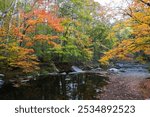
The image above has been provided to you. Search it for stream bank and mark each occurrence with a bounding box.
[0,62,150,100]
[97,62,150,100]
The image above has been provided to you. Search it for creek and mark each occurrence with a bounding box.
[0,72,108,100]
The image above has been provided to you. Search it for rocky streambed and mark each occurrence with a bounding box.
[97,62,150,100]
[0,62,150,100]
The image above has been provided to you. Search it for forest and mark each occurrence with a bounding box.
[0,0,150,100]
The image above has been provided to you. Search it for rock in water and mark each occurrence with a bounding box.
[91,68,102,71]
[71,66,83,72]
[108,68,119,73]
[0,74,4,77]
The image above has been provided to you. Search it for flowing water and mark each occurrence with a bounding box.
[0,73,108,100]
[115,63,150,78]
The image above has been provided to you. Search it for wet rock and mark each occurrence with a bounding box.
[108,68,119,73]
[71,66,83,72]
[47,72,67,76]
[83,66,93,70]
[68,72,83,75]
[20,78,30,83]
[60,72,67,75]
[9,79,16,83]
[0,74,5,78]
[115,63,124,69]
[13,84,21,88]
[96,89,102,93]
[27,75,34,79]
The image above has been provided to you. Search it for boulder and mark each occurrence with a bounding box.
[115,63,124,68]
[91,68,102,72]
[108,68,119,73]
[71,66,83,72]
[0,74,4,78]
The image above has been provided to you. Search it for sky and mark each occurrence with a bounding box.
[94,0,124,5]
[94,0,129,23]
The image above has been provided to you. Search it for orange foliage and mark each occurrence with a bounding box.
[0,0,64,73]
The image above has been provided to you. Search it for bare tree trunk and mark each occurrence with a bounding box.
[0,1,15,27]
[8,0,18,30]
[6,0,18,42]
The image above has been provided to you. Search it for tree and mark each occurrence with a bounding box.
[100,0,150,64]
[57,0,111,63]
[0,0,113,76]
[0,0,64,74]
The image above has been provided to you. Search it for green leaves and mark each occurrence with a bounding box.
[0,0,113,75]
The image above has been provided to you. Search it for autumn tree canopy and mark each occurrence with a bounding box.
[100,0,150,64]
[0,0,112,76]
[1,0,149,77]
[0,0,64,74]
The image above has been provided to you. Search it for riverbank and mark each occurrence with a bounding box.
[97,63,150,100]
[0,62,150,100]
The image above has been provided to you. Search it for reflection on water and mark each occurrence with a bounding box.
[0,73,108,100]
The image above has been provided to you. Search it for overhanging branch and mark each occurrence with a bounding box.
[140,0,150,7]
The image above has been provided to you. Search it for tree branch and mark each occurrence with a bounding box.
[140,0,150,7]
[1,1,15,18]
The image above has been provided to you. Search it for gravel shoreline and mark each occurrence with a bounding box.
[97,72,150,100]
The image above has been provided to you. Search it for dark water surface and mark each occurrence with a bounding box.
[0,73,108,100]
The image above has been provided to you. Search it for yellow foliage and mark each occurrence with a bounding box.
[0,42,39,73]
[100,0,150,64]
[0,28,7,37]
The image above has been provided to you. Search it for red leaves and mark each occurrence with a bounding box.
[0,0,64,73]
[14,3,63,49]
[33,9,64,32]
[20,8,64,32]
